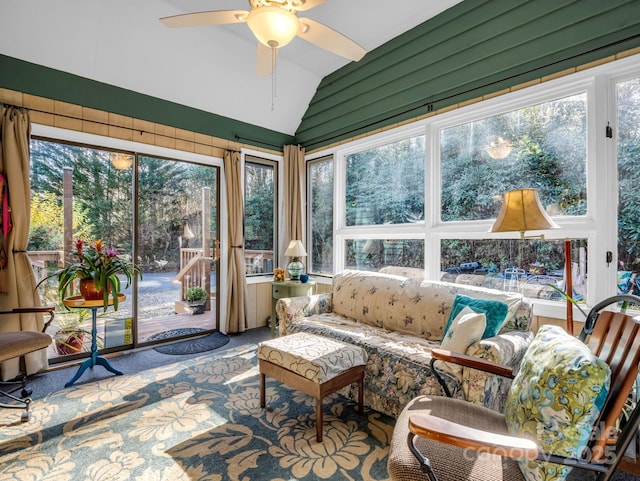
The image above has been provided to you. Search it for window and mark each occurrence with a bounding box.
[244,156,276,275]
[440,238,587,301]
[346,136,425,226]
[441,94,587,222]
[346,239,424,272]
[308,54,640,313]
[617,76,640,297]
[438,93,588,299]
[308,156,333,275]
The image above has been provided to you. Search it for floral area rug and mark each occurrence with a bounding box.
[0,344,394,481]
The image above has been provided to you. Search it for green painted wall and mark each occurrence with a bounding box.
[295,0,640,150]
[0,55,294,151]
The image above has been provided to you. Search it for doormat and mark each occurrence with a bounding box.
[147,328,230,355]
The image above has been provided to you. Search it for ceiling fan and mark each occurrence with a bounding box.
[160,0,367,76]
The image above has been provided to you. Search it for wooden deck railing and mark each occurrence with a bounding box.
[27,250,63,283]
[174,248,213,309]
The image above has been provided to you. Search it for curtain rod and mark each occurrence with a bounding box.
[303,33,640,149]
[233,134,283,150]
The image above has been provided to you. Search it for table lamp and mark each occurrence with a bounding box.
[285,240,307,281]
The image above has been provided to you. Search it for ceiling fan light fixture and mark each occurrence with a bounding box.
[247,6,299,48]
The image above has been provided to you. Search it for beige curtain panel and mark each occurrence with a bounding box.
[0,106,46,380]
[283,144,305,250]
[223,150,248,334]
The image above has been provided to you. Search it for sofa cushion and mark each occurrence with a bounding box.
[444,294,508,339]
[439,306,486,378]
[332,270,447,340]
[504,325,610,481]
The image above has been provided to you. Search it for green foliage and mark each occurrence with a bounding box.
[29,191,91,250]
[618,78,640,269]
[345,136,425,226]
[310,158,333,274]
[244,162,274,251]
[30,141,220,276]
[186,286,208,302]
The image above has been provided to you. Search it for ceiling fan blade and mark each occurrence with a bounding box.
[291,0,326,12]
[256,42,277,76]
[160,10,249,28]
[297,18,366,61]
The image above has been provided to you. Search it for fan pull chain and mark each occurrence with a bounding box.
[271,46,277,111]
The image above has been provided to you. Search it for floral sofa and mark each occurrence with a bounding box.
[276,269,533,418]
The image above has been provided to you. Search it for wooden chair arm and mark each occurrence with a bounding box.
[432,348,515,379]
[408,412,540,460]
[0,306,56,333]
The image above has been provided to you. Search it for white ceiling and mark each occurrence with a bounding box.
[0,0,462,135]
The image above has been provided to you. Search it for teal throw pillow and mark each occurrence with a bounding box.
[444,294,508,340]
[504,325,610,481]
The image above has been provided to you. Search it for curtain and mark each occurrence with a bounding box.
[223,150,247,334]
[283,144,305,251]
[0,106,46,380]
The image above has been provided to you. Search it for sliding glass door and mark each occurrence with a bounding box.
[136,156,219,344]
[30,139,220,361]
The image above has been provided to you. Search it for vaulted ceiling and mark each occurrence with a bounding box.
[0,0,463,136]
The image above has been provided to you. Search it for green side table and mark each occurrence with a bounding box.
[271,281,316,337]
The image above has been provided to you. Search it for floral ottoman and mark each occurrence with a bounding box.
[258,332,368,442]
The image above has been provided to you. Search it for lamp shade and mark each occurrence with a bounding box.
[489,189,559,236]
[285,240,307,257]
[247,6,299,48]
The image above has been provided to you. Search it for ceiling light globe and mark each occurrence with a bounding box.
[247,6,299,48]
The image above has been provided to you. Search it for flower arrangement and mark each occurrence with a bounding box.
[40,239,141,311]
[274,268,286,282]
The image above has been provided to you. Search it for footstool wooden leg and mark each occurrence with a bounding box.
[357,375,364,414]
[316,397,323,442]
[260,372,266,408]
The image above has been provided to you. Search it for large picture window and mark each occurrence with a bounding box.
[307,55,640,313]
[441,94,587,222]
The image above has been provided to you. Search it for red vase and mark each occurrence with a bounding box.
[55,332,85,355]
[79,279,106,300]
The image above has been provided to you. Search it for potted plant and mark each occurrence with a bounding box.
[38,239,141,311]
[52,308,93,355]
[185,286,208,315]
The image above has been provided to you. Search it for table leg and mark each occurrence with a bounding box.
[316,397,323,442]
[65,306,123,387]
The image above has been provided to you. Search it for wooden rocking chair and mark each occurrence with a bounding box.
[388,295,640,481]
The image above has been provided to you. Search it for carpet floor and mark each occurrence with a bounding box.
[0,333,393,480]
[3,327,640,481]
